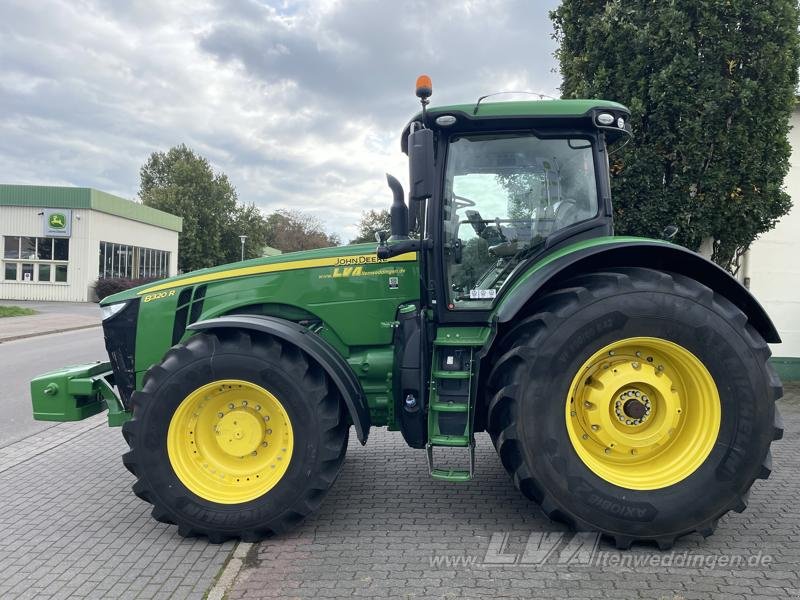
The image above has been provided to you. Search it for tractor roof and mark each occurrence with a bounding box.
[401,99,630,152]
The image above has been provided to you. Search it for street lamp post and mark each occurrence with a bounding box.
[239,235,248,262]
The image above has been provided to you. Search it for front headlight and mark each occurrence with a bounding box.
[101,301,128,321]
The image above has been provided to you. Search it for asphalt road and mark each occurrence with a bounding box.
[0,327,106,446]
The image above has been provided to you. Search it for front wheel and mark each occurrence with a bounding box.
[122,329,349,542]
[487,267,783,549]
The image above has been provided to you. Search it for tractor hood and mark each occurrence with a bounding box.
[100,243,389,306]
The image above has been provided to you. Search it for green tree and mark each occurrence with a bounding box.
[350,209,391,244]
[225,202,270,263]
[139,145,268,271]
[265,209,340,253]
[551,0,800,270]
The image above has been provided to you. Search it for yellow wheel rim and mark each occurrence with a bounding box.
[167,379,294,504]
[565,337,721,490]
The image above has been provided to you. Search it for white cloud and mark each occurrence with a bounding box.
[0,0,561,242]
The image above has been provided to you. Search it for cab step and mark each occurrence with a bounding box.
[426,442,475,482]
[429,402,469,413]
[431,370,471,380]
[425,327,492,482]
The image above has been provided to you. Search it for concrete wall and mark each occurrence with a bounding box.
[745,108,800,363]
[1,206,178,302]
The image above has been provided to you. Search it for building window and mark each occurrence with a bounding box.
[98,242,170,280]
[1,236,69,283]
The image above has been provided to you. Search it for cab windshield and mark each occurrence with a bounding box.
[442,133,598,308]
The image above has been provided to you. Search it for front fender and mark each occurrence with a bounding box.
[494,238,780,344]
[188,314,371,444]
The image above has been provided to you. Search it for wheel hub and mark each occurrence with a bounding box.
[216,409,265,457]
[614,389,652,426]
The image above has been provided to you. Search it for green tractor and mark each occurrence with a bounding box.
[31,77,783,549]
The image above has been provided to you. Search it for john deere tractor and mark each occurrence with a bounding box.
[31,77,783,548]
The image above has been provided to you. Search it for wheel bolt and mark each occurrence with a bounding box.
[262,442,268,447]
[242,400,248,406]
[604,448,611,454]
[266,429,272,435]
[256,405,261,411]
[217,412,224,418]
[584,401,592,408]
[252,451,257,456]
[631,361,640,369]
[630,449,637,455]
[582,434,589,440]
[570,410,576,417]
[591,424,600,431]
[228,403,234,409]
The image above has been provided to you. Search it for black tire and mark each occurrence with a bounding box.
[121,329,349,543]
[486,267,783,549]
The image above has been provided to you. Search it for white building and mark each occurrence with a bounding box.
[1,185,181,302]
[743,106,800,381]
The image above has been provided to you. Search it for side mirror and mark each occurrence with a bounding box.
[408,127,434,231]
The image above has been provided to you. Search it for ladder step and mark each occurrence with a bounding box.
[432,370,471,379]
[430,401,468,413]
[429,434,470,446]
[426,441,475,482]
[430,468,472,482]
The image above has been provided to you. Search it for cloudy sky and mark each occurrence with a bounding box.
[0,0,562,241]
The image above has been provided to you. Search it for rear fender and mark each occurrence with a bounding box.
[493,239,780,343]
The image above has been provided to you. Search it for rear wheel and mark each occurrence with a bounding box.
[487,267,783,548]
[122,329,349,542]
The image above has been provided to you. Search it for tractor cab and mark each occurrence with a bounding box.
[380,75,631,323]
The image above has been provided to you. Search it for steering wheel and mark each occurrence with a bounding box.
[453,194,476,210]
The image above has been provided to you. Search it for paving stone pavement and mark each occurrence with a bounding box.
[0,422,234,599]
[0,387,797,599]
[227,386,800,600]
